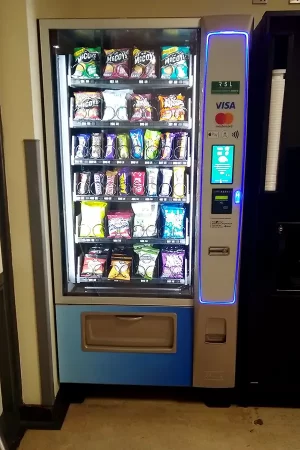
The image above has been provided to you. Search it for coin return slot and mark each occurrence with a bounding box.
[205,318,226,344]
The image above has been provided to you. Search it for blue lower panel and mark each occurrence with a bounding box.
[56,305,193,386]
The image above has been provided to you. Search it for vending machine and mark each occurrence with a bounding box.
[39,15,251,389]
[240,12,300,403]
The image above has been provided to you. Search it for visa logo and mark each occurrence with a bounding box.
[216,101,236,110]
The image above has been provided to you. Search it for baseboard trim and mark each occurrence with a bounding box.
[20,388,69,430]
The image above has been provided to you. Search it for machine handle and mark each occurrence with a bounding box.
[115,315,143,322]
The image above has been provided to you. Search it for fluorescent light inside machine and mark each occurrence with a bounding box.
[199,30,249,305]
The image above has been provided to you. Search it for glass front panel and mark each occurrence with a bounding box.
[49,26,200,297]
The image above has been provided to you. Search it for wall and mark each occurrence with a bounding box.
[0,0,299,405]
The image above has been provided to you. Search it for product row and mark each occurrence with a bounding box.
[75,167,187,198]
[72,46,190,80]
[72,91,188,122]
[77,202,186,240]
[79,244,186,281]
[73,130,188,160]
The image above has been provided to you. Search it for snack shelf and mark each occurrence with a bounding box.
[75,236,187,245]
[72,158,190,168]
[69,78,192,89]
[77,276,185,285]
[73,194,189,203]
[70,119,191,130]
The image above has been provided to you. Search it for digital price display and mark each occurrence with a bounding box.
[211,145,234,184]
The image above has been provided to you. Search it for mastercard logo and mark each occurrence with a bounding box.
[215,113,234,125]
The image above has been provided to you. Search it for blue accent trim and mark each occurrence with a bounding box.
[234,190,242,204]
[56,305,193,386]
[199,31,249,305]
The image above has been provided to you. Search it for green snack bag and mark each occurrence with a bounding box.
[144,129,161,160]
[134,245,159,280]
[117,133,130,159]
[73,47,101,79]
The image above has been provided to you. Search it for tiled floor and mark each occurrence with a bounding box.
[19,398,300,449]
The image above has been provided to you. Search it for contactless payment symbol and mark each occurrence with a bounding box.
[215,113,234,125]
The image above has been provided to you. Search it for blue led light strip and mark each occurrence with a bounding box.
[199,31,249,305]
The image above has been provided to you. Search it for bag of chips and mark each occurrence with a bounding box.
[80,201,107,237]
[132,202,158,237]
[118,168,130,195]
[108,256,132,280]
[103,48,130,79]
[161,247,185,279]
[161,204,185,239]
[74,91,102,120]
[131,171,145,196]
[93,172,104,195]
[158,94,185,121]
[146,168,159,197]
[144,129,161,160]
[160,132,175,160]
[130,94,153,122]
[173,166,186,199]
[174,132,188,160]
[104,134,116,159]
[134,245,159,280]
[117,134,130,159]
[130,48,156,79]
[75,134,90,158]
[161,46,190,80]
[105,170,118,196]
[81,253,107,278]
[73,47,101,79]
[90,133,104,159]
[130,129,144,159]
[102,89,131,121]
[107,211,133,239]
[159,168,172,197]
[78,172,91,195]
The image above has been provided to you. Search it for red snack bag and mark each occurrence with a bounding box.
[107,211,133,239]
[131,171,145,196]
[103,48,130,79]
[81,254,106,278]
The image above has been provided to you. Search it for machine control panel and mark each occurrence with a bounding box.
[211,188,233,214]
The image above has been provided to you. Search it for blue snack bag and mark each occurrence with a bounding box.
[130,129,144,159]
[160,46,190,80]
[161,204,186,239]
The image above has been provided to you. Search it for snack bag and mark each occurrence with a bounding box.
[131,171,145,196]
[81,254,106,278]
[73,47,101,79]
[134,245,159,280]
[80,201,107,237]
[160,132,175,160]
[130,48,156,79]
[107,211,133,239]
[78,172,91,195]
[132,202,158,237]
[146,167,159,197]
[108,254,132,280]
[105,170,118,196]
[130,129,144,159]
[173,166,186,199]
[102,89,131,121]
[103,48,130,79]
[144,129,161,160]
[117,134,130,159]
[93,172,104,195]
[161,46,190,80]
[158,94,185,121]
[75,134,90,158]
[159,168,172,197]
[74,91,102,120]
[90,133,104,159]
[118,168,130,195]
[161,247,185,279]
[130,94,153,122]
[104,134,116,159]
[161,204,185,239]
[175,132,188,160]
